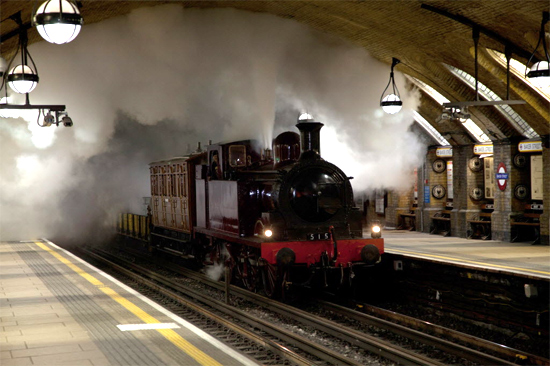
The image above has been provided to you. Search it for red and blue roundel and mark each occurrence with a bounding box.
[496,162,508,191]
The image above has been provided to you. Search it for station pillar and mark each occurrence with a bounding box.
[541,136,549,245]
[419,147,448,233]
[451,145,485,238]
[491,141,523,241]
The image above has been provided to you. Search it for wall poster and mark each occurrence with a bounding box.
[446,160,453,200]
[484,157,495,199]
[531,155,543,200]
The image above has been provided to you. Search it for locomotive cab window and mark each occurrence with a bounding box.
[229,145,246,168]
[209,150,221,180]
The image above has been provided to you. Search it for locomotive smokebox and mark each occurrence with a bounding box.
[296,121,324,160]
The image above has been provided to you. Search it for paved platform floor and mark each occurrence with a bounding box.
[382,230,550,280]
[0,239,258,366]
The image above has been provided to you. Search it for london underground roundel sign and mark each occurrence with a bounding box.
[496,162,508,191]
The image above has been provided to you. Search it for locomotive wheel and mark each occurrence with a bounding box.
[202,241,230,282]
[208,241,226,266]
[260,262,290,299]
[234,248,260,292]
[260,261,279,298]
[279,266,291,300]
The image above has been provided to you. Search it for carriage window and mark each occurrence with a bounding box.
[151,174,157,195]
[158,169,164,196]
[171,167,177,197]
[179,165,187,198]
[162,167,169,196]
[229,145,246,167]
[170,174,178,197]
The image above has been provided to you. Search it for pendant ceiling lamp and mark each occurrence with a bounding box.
[525,11,550,89]
[8,65,39,94]
[2,12,39,94]
[34,0,83,44]
[380,58,403,114]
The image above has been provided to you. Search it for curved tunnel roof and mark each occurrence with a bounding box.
[1,1,548,145]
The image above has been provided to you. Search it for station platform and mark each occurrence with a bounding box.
[382,230,550,280]
[0,239,258,366]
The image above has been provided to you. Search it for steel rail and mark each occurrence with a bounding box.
[319,301,519,366]
[92,248,446,365]
[343,301,549,366]
[83,249,358,366]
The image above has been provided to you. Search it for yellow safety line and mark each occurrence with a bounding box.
[34,241,222,366]
[388,248,550,276]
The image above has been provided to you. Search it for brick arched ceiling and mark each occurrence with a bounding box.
[1,1,549,144]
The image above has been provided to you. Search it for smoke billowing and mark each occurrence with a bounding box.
[0,5,424,242]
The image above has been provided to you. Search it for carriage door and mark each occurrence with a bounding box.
[166,165,176,228]
[160,165,169,227]
[150,166,160,226]
[175,163,190,231]
[171,164,182,230]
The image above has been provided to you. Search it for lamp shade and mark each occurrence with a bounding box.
[380,94,403,114]
[7,65,39,94]
[34,0,82,44]
[527,61,550,89]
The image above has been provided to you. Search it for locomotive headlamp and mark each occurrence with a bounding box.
[371,222,382,239]
[34,0,83,44]
[264,229,273,238]
[380,57,403,114]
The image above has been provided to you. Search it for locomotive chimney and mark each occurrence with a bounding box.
[296,120,324,160]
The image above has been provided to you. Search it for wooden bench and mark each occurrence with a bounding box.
[511,212,541,245]
[467,212,492,240]
[398,210,416,231]
[430,210,451,236]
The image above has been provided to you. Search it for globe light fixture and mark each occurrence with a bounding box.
[380,57,403,114]
[527,61,550,88]
[381,94,402,115]
[34,0,83,44]
[525,11,550,89]
[7,65,39,94]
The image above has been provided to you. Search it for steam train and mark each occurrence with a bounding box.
[117,116,384,297]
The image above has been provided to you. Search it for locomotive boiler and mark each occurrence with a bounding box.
[120,116,384,297]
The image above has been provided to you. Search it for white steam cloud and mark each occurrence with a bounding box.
[0,5,424,242]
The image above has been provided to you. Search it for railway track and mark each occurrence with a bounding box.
[81,249,330,365]
[333,301,550,366]
[79,245,546,366]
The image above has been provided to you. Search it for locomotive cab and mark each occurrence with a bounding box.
[206,140,270,180]
[273,132,300,169]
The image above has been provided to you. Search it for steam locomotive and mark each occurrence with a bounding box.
[117,115,384,297]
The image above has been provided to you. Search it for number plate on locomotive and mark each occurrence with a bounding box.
[307,232,330,241]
